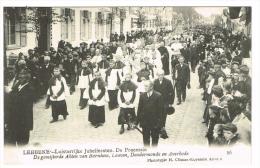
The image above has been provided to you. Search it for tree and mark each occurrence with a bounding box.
[21,7,63,51]
[132,7,146,30]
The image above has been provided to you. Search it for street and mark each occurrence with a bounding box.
[29,70,208,146]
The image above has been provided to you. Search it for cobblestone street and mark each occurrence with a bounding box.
[29,71,208,147]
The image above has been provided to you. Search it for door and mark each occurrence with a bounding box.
[38,7,51,52]
[120,18,124,33]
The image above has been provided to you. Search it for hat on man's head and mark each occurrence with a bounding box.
[222,123,237,133]
[239,65,249,75]
[101,49,107,55]
[231,61,240,66]
[72,51,79,56]
[86,55,92,59]
[212,85,224,98]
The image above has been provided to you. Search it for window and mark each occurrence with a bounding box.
[81,10,92,40]
[106,13,112,39]
[5,7,27,48]
[95,12,104,40]
[71,9,75,41]
[61,8,75,41]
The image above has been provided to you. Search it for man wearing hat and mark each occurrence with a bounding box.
[237,65,251,100]
[214,63,226,86]
[231,61,240,73]
[221,59,231,77]
[222,123,240,146]
[202,70,215,124]
[228,98,251,145]
[206,85,225,144]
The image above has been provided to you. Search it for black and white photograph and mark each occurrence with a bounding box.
[1,1,259,167]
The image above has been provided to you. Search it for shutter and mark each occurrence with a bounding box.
[88,12,92,40]
[61,8,66,40]
[95,12,98,38]
[80,10,84,39]
[71,9,75,41]
[20,22,27,47]
[15,20,21,46]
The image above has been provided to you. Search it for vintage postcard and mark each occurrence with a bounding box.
[1,0,259,168]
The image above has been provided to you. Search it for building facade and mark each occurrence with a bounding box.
[4,7,175,68]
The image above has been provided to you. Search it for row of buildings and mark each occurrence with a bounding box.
[4,7,179,68]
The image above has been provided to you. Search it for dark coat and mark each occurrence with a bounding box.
[8,83,34,131]
[174,63,190,84]
[39,63,54,83]
[180,47,191,62]
[171,57,179,73]
[154,78,174,106]
[63,59,77,75]
[136,69,150,82]
[137,91,164,128]
[97,60,110,70]
[189,46,199,63]
[158,46,170,75]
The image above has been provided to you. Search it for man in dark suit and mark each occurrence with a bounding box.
[6,70,34,146]
[136,80,164,147]
[190,42,199,73]
[63,53,77,94]
[39,56,54,96]
[173,56,190,105]
[154,69,174,139]
[180,43,190,64]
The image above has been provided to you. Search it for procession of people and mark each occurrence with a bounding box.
[4,24,251,147]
